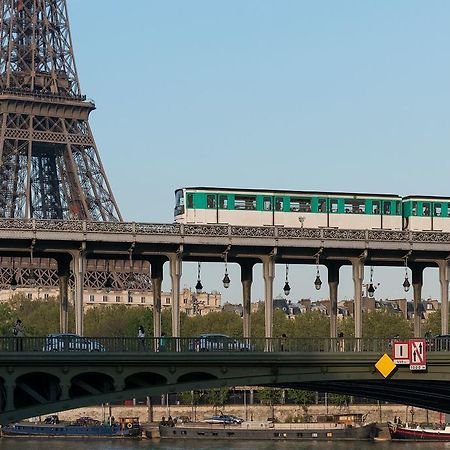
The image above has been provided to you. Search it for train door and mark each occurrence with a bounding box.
[217,194,229,224]
[205,193,218,224]
[262,196,273,226]
[372,200,381,229]
[274,196,285,226]
[317,197,328,227]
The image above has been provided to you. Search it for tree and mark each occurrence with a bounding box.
[257,388,283,420]
[205,388,230,414]
[287,389,314,419]
[328,393,351,409]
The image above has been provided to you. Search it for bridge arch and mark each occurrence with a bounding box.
[70,372,115,399]
[14,372,61,409]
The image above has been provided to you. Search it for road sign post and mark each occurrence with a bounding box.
[409,339,427,371]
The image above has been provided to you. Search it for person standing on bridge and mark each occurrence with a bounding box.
[138,325,145,351]
[12,319,24,351]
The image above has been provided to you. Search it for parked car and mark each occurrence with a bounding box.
[191,334,251,352]
[43,333,105,352]
[204,415,243,424]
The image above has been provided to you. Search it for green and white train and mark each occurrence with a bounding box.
[174,187,450,232]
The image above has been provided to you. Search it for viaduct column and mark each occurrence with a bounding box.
[327,263,340,340]
[169,253,182,338]
[351,258,364,341]
[150,257,165,339]
[411,264,425,338]
[240,261,254,339]
[72,249,85,336]
[57,255,71,333]
[262,255,275,340]
[438,260,449,335]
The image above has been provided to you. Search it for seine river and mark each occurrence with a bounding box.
[1,440,450,450]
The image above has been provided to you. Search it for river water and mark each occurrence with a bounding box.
[1,440,450,450]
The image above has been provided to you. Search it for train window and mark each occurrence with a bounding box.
[290,198,300,212]
[318,199,327,213]
[187,194,193,208]
[383,202,391,215]
[372,201,380,214]
[206,194,216,209]
[345,199,365,214]
[275,197,284,211]
[235,195,256,210]
[299,199,312,212]
[263,197,272,211]
[219,195,228,209]
[175,190,185,215]
[434,203,442,217]
[412,202,418,216]
[422,202,430,217]
[330,199,338,213]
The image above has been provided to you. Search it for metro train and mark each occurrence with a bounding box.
[174,187,450,232]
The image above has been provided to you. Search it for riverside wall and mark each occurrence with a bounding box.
[46,404,443,425]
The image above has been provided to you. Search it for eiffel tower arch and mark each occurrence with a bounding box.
[0,0,122,221]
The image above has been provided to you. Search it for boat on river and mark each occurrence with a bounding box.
[388,420,450,441]
[1,416,142,438]
[158,413,378,441]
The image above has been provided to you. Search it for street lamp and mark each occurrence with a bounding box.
[195,262,203,294]
[104,261,114,293]
[10,259,17,291]
[403,256,410,292]
[368,266,375,298]
[314,252,322,290]
[222,247,230,289]
[283,264,291,296]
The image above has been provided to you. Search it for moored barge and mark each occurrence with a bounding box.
[159,413,378,441]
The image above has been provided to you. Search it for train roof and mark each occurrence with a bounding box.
[403,195,450,201]
[176,187,401,198]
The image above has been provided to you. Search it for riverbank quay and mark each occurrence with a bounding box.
[44,404,440,426]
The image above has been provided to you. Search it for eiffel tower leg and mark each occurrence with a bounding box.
[57,256,71,333]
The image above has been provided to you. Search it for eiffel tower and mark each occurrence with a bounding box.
[0,0,121,221]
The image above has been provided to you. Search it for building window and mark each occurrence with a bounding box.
[44,293,49,299]
[115,296,121,303]
[27,293,32,300]
[89,294,95,302]
[102,295,108,302]
[141,297,145,303]
[128,295,133,303]
[165,297,171,305]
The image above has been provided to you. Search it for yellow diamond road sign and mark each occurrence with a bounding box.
[375,353,397,378]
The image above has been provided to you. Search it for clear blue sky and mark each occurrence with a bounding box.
[69,1,450,304]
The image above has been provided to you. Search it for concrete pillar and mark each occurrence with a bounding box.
[438,260,449,335]
[57,256,71,333]
[72,250,85,336]
[411,265,424,338]
[327,263,340,339]
[5,382,15,411]
[351,259,364,340]
[262,256,275,339]
[240,261,254,339]
[150,258,164,339]
[169,253,182,338]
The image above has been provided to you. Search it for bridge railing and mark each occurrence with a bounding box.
[0,336,408,353]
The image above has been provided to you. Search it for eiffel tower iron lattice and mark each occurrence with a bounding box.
[0,0,122,220]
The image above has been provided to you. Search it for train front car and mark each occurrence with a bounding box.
[175,187,403,230]
[402,196,450,231]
